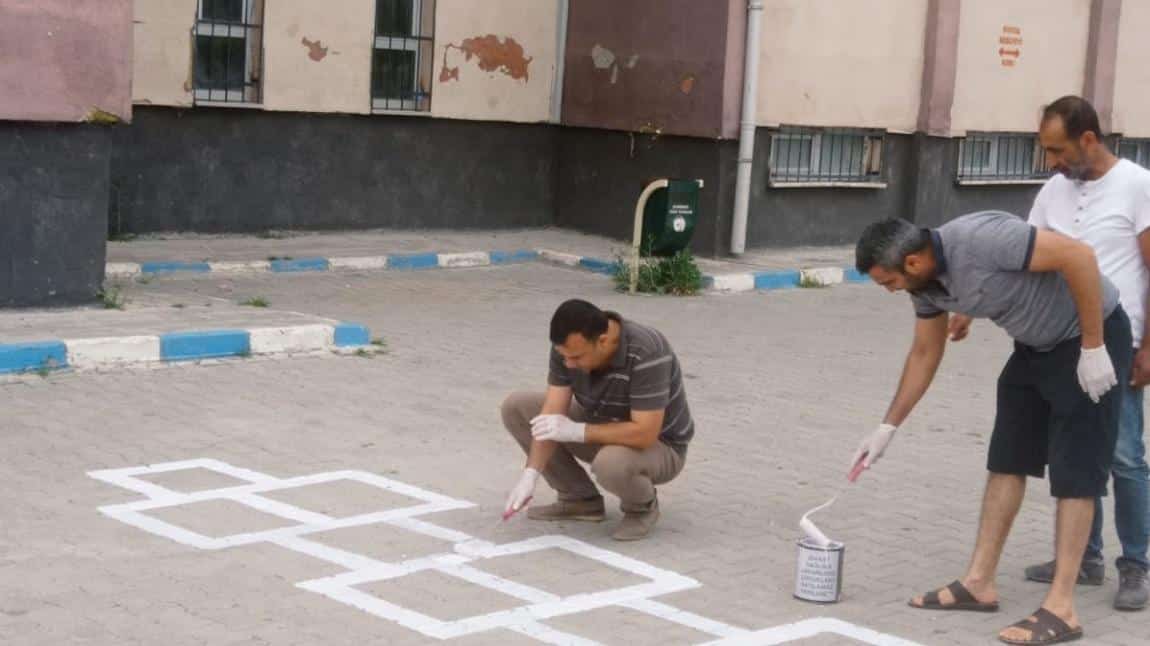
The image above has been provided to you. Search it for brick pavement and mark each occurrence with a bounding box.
[2,263,1146,644]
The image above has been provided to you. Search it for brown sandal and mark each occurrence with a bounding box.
[998,608,1083,644]
[909,580,1000,612]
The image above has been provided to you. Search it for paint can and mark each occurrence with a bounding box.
[794,537,844,603]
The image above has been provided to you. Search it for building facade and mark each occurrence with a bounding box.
[3,0,1149,305]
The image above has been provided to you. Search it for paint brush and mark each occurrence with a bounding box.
[501,496,532,522]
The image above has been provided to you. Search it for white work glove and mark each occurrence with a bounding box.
[504,467,540,516]
[851,423,897,470]
[1077,345,1117,404]
[530,414,586,443]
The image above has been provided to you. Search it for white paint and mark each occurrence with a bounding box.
[703,618,923,646]
[799,267,844,287]
[538,249,582,267]
[328,256,389,271]
[105,262,142,278]
[66,335,161,369]
[709,274,756,293]
[437,251,492,269]
[208,260,272,274]
[249,324,334,355]
[89,459,921,645]
[590,44,615,69]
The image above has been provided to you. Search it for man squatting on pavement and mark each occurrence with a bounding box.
[853,210,1130,644]
[501,299,693,541]
[950,96,1150,612]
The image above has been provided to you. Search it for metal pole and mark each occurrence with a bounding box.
[630,179,670,294]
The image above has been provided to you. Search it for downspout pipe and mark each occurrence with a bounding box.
[730,1,764,255]
[551,0,570,124]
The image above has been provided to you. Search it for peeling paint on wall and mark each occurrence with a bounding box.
[680,75,696,95]
[439,35,533,83]
[301,37,329,61]
[589,44,638,85]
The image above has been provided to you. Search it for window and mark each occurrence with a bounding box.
[1118,138,1150,168]
[956,133,1051,183]
[768,127,884,186]
[372,0,435,112]
[193,0,264,103]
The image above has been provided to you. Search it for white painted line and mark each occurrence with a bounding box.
[702,617,925,646]
[208,260,272,274]
[538,249,582,267]
[620,599,750,638]
[328,256,389,271]
[248,324,334,355]
[509,621,605,646]
[709,274,756,293]
[91,459,922,646]
[67,335,161,370]
[438,251,491,268]
[105,262,142,278]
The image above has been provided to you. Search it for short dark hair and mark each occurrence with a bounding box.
[855,218,930,273]
[1042,95,1102,140]
[549,299,619,345]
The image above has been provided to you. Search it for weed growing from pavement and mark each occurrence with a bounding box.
[613,250,703,296]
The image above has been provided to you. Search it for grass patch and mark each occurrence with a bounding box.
[240,296,269,308]
[108,232,137,242]
[98,286,125,310]
[267,255,294,262]
[612,250,703,296]
[798,273,830,288]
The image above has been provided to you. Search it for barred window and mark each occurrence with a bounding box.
[193,0,264,104]
[768,128,884,186]
[1118,138,1150,168]
[372,0,435,112]
[957,133,1051,183]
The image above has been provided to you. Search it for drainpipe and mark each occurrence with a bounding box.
[730,1,764,255]
[550,0,570,123]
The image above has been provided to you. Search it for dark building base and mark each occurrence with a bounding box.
[0,122,109,307]
[110,107,557,234]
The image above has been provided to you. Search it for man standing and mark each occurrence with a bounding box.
[950,96,1150,610]
[853,212,1130,644]
[501,299,693,541]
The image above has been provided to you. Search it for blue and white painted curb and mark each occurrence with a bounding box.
[0,322,372,375]
[705,266,869,293]
[107,247,866,294]
[106,249,541,278]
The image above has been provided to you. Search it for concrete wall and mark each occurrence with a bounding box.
[110,107,555,234]
[132,0,195,108]
[1113,0,1150,137]
[950,0,1091,134]
[263,0,375,114]
[0,0,133,122]
[0,123,109,306]
[431,0,558,123]
[562,0,733,139]
[756,0,928,133]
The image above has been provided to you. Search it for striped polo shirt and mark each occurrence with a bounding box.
[548,317,694,453]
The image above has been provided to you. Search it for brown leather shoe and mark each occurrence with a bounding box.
[527,496,606,522]
[611,496,660,541]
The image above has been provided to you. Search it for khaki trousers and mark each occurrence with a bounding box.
[500,391,685,513]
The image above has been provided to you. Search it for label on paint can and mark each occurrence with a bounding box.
[794,538,844,603]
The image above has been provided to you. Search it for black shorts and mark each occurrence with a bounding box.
[988,307,1133,498]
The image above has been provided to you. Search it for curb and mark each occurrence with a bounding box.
[0,322,372,375]
[107,248,867,294]
[106,249,541,278]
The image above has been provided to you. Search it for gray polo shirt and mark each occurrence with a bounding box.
[910,210,1119,351]
[548,317,694,453]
